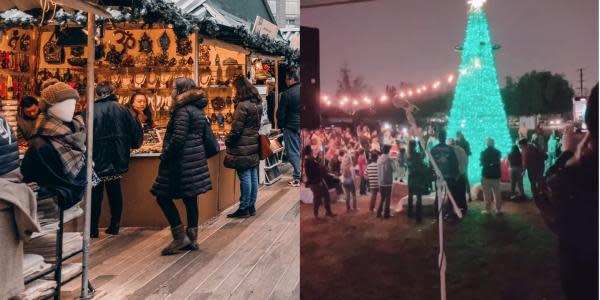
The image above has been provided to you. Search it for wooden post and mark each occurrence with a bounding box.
[194,30,199,84]
[274,60,279,129]
[80,12,95,300]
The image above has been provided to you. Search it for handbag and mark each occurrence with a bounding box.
[203,116,220,158]
[255,103,272,160]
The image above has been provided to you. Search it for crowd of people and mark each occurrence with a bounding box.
[302,113,573,224]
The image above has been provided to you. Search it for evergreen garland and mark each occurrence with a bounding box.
[0,0,298,64]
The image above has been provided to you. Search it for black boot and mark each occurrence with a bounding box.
[249,206,256,216]
[105,223,120,235]
[227,208,249,219]
[90,227,99,238]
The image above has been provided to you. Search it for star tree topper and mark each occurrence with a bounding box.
[468,0,486,11]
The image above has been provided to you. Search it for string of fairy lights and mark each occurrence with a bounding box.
[320,73,457,108]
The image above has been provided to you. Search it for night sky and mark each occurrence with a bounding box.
[302,0,598,97]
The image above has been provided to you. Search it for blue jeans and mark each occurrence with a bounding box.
[237,168,258,211]
[283,129,301,180]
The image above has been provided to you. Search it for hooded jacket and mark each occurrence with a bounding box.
[151,89,212,198]
[89,94,143,177]
[224,95,262,170]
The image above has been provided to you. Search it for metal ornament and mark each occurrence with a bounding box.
[159,31,171,53]
[139,32,153,53]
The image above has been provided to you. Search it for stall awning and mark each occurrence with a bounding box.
[0,0,110,17]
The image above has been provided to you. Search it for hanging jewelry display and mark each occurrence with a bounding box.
[215,54,220,66]
[43,32,65,64]
[216,65,224,85]
[8,31,19,49]
[19,34,31,52]
[168,57,177,66]
[210,113,217,124]
[187,57,194,65]
[176,36,192,56]
[225,112,233,124]
[198,45,210,66]
[139,32,153,53]
[225,96,232,107]
[159,31,170,53]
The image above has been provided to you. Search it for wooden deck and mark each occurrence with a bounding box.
[62,180,299,300]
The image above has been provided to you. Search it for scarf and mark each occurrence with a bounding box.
[36,114,86,179]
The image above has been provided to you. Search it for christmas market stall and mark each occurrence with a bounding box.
[0,0,297,230]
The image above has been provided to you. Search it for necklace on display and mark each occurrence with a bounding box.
[147,72,158,86]
[134,73,146,88]
[111,73,122,89]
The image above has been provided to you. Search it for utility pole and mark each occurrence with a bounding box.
[576,68,585,97]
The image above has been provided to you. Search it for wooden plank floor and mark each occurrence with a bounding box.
[62,179,299,300]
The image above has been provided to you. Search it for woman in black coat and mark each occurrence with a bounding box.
[224,75,262,218]
[151,77,212,255]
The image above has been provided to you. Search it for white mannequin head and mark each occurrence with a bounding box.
[47,99,76,122]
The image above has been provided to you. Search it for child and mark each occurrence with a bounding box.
[377,145,394,218]
[366,152,379,212]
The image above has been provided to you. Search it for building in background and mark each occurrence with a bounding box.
[268,0,300,28]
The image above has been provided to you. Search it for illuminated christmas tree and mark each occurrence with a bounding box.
[447,0,512,183]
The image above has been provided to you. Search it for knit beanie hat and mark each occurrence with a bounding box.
[41,79,80,107]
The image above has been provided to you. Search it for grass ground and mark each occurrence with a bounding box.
[300,184,562,300]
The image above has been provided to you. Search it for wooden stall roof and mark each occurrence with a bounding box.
[0,0,110,17]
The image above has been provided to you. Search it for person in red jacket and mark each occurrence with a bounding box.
[518,138,547,198]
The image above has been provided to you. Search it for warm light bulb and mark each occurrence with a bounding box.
[353,100,358,106]
[408,90,413,96]
[399,92,405,98]
[447,75,454,83]
[321,95,329,102]
[380,95,388,102]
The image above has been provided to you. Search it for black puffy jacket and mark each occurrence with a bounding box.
[0,116,19,176]
[224,95,262,170]
[90,94,142,177]
[277,82,300,132]
[151,89,212,199]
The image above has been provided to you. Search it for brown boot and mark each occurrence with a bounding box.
[182,227,199,251]
[161,225,191,256]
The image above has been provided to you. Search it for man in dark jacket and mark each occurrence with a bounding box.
[89,82,143,237]
[519,138,546,198]
[277,68,301,187]
[480,138,502,214]
[431,130,465,217]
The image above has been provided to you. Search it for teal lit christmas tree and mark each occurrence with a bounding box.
[447,0,512,183]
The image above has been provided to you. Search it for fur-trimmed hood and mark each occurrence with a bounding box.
[171,89,208,112]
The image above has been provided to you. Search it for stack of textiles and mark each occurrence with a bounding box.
[24,232,83,263]
[22,254,51,281]
[20,280,56,300]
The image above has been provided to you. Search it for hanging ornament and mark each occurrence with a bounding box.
[159,31,171,53]
[198,44,210,66]
[139,32,153,53]
[176,36,192,56]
